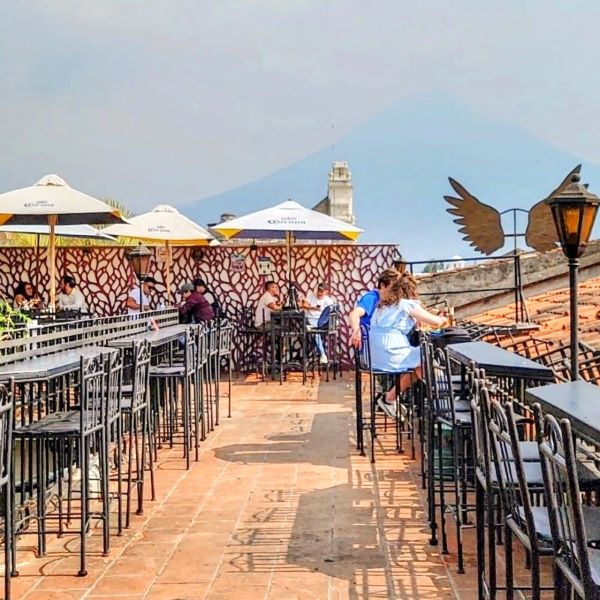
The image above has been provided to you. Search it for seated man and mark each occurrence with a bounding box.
[300,282,335,364]
[255,280,282,328]
[193,278,223,318]
[57,275,87,312]
[179,282,215,323]
[126,276,156,314]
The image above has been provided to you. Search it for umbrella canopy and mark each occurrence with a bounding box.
[0,174,127,306]
[103,204,213,244]
[0,174,125,226]
[0,224,116,241]
[211,200,362,241]
[104,205,215,301]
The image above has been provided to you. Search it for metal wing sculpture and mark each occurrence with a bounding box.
[525,164,581,252]
[444,178,504,255]
[444,165,582,255]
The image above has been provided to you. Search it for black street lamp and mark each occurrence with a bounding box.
[546,172,600,380]
[126,243,153,281]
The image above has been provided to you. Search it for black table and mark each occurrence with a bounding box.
[106,324,190,349]
[0,346,118,382]
[525,380,600,446]
[446,341,555,381]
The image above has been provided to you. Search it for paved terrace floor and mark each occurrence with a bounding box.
[8,373,548,600]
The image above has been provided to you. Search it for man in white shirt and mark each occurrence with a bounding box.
[255,281,282,328]
[126,276,156,315]
[301,282,335,363]
[57,275,87,312]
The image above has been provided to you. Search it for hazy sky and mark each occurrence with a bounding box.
[2,1,600,211]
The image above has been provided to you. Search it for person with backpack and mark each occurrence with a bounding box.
[193,278,225,319]
[301,282,335,364]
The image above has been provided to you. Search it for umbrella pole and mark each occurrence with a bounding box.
[165,240,172,303]
[286,231,292,304]
[35,233,41,290]
[48,215,57,307]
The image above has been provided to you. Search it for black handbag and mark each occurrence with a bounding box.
[407,325,420,347]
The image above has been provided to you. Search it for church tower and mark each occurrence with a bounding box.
[328,161,355,224]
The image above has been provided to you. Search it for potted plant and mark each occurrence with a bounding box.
[0,299,31,340]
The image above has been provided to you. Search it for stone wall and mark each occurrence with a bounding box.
[417,240,600,318]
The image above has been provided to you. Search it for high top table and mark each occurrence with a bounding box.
[446,341,555,381]
[525,380,600,446]
[0,346,118,382]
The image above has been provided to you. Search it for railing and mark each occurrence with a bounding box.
[405,253,526,322]
[0,309,180,366]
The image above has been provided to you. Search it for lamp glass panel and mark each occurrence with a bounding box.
[580,204,599,246]
[559,206,583,246]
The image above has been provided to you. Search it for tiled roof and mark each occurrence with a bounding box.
[471,276,600,349]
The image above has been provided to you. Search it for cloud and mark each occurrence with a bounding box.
[1,0,600,213]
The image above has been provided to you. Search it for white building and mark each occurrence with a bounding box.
[312,161,356,225]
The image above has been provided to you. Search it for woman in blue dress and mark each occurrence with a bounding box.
[369,273,448,417]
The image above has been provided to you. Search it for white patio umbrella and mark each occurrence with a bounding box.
[0,174,127,305]
[211,199,362,295]
[104,204,214,301]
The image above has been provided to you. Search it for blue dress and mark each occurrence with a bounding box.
[369,299,421,371]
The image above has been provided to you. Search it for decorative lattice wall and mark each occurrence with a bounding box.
[0,244,397,363]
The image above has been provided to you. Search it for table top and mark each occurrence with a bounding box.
[446,341,555,381]
[0,346,117,381]
[525,380,600,446]
[106,324,190,348]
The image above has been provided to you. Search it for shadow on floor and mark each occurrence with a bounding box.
[213,411,350,469]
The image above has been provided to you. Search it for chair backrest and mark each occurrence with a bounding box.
[470,379,493,486]
[219,322,233,356]
[196,323,209,368]
[208,321,219,356]
[130,340,151,412]
[0,380,14,489]
[488,399,538,544]
[106,349,124,425]
[357,324,373,372]
[183,327,197,375]
[534,405,598,599]
[430,347,456,420]
[79,353,107,435]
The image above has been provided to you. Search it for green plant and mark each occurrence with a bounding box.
[0,300,31,339]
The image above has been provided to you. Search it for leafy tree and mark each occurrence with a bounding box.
[423,261,445,273]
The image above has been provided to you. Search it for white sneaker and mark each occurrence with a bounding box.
[319,353,328,365]
[376,397,397,419]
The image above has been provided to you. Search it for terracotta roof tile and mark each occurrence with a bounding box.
[471,275,600,350]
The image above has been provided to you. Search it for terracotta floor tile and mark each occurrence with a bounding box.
[6,375,474,598]
[90,574,152,596]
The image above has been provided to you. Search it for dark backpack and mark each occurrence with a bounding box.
[317,305,333,329]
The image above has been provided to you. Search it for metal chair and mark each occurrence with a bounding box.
[217,320,234,419]
[150,328,198,469]
[0,381,14,600]
[234,307,267,378]
[429,346,474,573]
[120,340,152,528]
[306,305,342,381]
[355,324,416,464]
[276,312,308,385]
[488,399,551,599]
[534,405,600,600]
[11,353,114,576]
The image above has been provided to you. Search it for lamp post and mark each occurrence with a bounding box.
[126,243,152,312]
[546,172,600,380]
